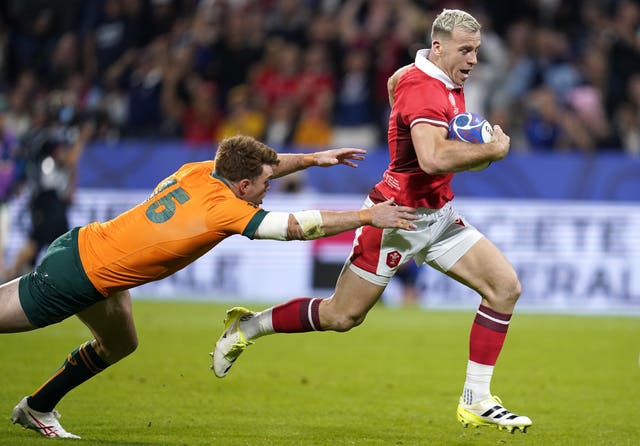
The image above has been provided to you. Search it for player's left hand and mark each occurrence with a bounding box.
[313,148,366,168]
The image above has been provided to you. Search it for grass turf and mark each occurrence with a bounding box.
[1,300,639,445]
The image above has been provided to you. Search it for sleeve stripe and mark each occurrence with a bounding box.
[410,118,448,128]
[243,209,269,238]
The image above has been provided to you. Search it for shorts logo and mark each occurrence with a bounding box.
[454,218,465,227]
[386,250,402,268]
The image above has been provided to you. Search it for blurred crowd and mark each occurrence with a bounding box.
[0,0,639,158]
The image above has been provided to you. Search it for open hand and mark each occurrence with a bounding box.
[312,148,366,168]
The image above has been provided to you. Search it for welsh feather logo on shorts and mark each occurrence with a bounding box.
[386,250,402,268]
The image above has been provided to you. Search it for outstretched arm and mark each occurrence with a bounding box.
[254,198,418,241]
[271,148,366,179]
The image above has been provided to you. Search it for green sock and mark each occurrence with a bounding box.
[28,340,109,412]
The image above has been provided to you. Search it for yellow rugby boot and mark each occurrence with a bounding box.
[211,307,255,378]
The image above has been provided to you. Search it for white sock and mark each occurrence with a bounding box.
[239,309,274,340]
[462,360,494,404]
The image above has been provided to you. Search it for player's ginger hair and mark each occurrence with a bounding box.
[431,9,481,41]
[214,135,280,182]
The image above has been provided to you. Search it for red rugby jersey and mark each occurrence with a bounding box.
[374,49,466,209]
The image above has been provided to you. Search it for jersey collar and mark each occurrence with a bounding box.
[414,49,459,90]
[211,171,233,189]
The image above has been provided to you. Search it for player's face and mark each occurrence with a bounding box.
[244,164,273,205]
[436,29,481,87]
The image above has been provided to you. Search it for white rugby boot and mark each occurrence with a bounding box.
[211,307,255,378]
[12,396,81,439]
[457,395,532,433]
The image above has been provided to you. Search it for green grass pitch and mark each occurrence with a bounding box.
[1,300,639,445]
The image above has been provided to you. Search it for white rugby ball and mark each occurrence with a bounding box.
[448,112,493,171]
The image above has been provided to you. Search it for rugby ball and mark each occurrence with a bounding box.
[448,112,493,171]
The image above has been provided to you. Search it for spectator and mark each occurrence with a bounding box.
[212,6,266,101]
[122,38,168,138]
[188,0,221,80]
[265,0,310,43]
[45,32,82,90]
[297,43,336,114]
[263,97,297,149]
[253,39,303,114]
[615,72,640,156]
[0,0,638,156]
[615,102,640,156]
[0,109,20,274]
[491,19,536,148]
[304,13,342,80]
[83,0,138,86]
[331,47,378,149]
[463,9,508,119]
[607,0,640,116]
[292,89,333,148]
[523,86,594,152]
[148,0,180,41]
[4,0,80,83]
[216,84,266,142]
[2,71,36,140]
[162,31,223,145]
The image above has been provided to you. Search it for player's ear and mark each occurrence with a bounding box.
[431,39,442,55]
[237,178,251,196]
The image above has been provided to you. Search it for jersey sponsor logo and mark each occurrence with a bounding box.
[386,250,402,268]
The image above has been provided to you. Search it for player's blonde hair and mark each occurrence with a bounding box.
[214,135,279,182]
[431,9,481,41]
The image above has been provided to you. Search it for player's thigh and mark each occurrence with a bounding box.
[444,237,520,303]
[0,278,37,332]
[76,290,138,361]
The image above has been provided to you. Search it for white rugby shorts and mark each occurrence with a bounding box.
[348,197,483,286]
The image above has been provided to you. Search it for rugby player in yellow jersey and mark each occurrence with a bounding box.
[0,135,418,439]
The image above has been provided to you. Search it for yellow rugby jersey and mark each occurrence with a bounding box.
[78,161,267,296]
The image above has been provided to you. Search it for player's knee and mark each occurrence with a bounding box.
[505,276,522,304]
[329,312,366,332]
[95,332,138,364]
[493,276,522,307]
[121,334,139,357]
[480,273,521,311]
[320,296,368,332]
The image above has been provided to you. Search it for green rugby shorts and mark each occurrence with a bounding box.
[19,227,105,327]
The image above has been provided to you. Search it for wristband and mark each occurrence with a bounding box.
[303,154,316,167]
[358,209,373,226]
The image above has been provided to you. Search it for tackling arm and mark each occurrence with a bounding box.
[254,198,418,241]
[270,148,366,179]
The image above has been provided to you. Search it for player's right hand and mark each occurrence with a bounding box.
[490,125,511,160]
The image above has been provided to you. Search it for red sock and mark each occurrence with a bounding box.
[271,297,322,333]
[469,304,511,365]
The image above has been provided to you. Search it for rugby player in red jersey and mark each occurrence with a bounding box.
[213,9,532,433]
